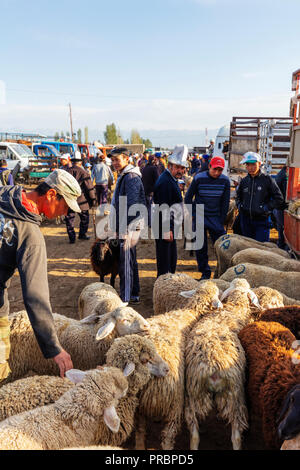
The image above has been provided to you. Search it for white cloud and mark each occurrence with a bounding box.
[0,92,291,135]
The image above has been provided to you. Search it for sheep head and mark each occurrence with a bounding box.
[105,335,169,394]
[65,366,128,433]
[179,280,223,310]
[220,278,261,309]
[83,306,150,340]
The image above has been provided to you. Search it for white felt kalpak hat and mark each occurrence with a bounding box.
[168,144,189,168]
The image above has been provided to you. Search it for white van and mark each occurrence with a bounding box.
[0,142,33,172]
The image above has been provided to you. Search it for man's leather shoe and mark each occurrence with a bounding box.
[78,235,90,240]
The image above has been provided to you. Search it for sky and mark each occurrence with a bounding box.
[0,0,299,146]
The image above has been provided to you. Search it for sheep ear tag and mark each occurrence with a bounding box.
[96,318,117,340]
[248,290,261,309]
[123,362,135,377]
[103,406,120,433]
[179,289,197,299]
[65,369,87,384]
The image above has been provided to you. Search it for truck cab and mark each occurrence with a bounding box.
[41,141,77,156]
[0,142,32,171]
[32,143,61,159]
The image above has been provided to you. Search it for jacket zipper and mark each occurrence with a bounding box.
[249,176,255,220]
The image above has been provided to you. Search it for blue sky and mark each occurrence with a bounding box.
[1,0,299,145]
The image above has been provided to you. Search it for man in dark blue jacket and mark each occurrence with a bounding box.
[274,165,288,249]
[236,152,285,243]
[185,156,230,279]
[153,145,188,277]
[109,147,146,304]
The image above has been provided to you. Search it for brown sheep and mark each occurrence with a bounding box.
[238,321,300,449]
[258,306,300,338]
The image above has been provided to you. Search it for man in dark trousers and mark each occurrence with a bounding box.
[109,147,146,305]
[153,145,188,277]
[141,154,160,226]
[64,151,96,243]
[185,156,230,279]
[236,152,285,242]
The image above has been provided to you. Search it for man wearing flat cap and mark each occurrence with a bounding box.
[0,170,82,381]
[153,144,188,277]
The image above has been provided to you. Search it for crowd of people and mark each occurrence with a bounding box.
[0,142,288,382]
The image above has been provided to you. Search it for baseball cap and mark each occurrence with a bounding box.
[210,156,225,169]
[60,153,70,161]
[108,147,130,157]
[240,152,262,164]
[44,169,82,213]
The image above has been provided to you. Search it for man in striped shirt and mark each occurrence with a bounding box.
[184,156,230,279]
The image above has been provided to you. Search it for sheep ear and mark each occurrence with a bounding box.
[96,318,117,340]
[123,362,135,377]
[212,297,223,309]
[103,406,120,433]
[65,369,87,384]
[220,287,232,302]
[179,289,197,298]
[248,290,262,309]
[80,312,100,324]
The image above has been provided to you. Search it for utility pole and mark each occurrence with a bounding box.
[69,103,74,143]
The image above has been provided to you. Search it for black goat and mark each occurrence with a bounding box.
[90,238,120,287]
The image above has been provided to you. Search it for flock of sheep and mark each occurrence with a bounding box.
[0,233,299,451]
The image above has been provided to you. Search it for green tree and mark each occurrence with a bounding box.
[60,131,65,140]
[77,129,82,144]
[117,127,124,144]
[54,132,60,141]
[84,126,89,144]
[130,129,142,144]
[104,123,118,144]
[143,138,152,148]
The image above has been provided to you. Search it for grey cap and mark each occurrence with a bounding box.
[44,169,82,213]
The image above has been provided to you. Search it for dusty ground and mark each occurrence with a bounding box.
[8,206,278,451]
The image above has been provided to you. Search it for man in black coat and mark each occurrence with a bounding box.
[236,152,285,242]
[153,145,188,277]
[141,155,160,226]
[274,165,288,249]
[64,152,96,243]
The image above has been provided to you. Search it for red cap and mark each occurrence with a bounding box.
[210,156,225,169]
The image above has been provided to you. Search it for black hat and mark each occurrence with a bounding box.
[108,147,130,158]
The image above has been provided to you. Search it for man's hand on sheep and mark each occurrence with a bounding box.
[53,349,73,378]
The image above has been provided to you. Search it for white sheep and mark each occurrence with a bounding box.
[78,282,124,320]
[5,306,150,383]
[214,233,290,278]
[134,281,222,450]
[230,248,300,273]
[220,263,300,301]
[184,279,258,450]
[153,272,229,316]
[0,366,128,450]
[0,375,73,421]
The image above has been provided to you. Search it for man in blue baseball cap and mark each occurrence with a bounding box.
[236,152,285,242]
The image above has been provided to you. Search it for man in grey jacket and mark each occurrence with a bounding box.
[91,152,115,207]
[0,169,81,381]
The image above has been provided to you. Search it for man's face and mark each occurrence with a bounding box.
[209,166,223,179]
[41,189,69,219]
[246,162,261,177]
[111,154,129,172]
[60,158,68,166]
[168,163,186,179]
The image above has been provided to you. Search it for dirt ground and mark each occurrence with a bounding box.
[8,208,278,451]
